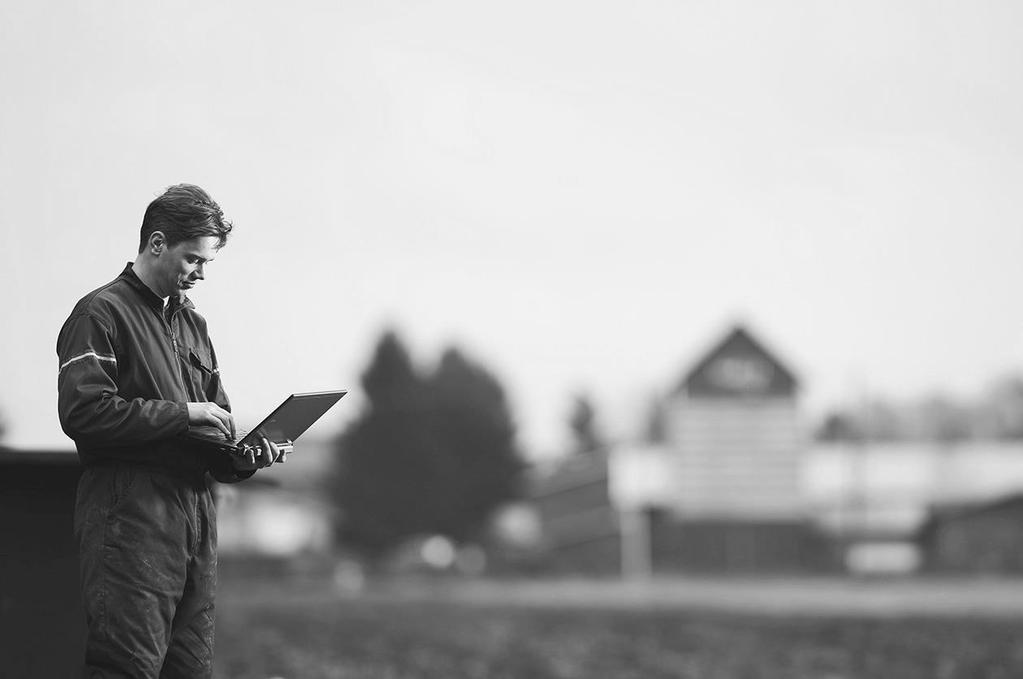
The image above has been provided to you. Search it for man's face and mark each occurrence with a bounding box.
[153,235,220,298]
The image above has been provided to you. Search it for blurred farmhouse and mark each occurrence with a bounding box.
[531,325,833,575]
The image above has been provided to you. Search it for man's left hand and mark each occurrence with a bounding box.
[231,436,280,471]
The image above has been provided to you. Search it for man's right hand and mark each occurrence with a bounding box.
[187,402,236,439]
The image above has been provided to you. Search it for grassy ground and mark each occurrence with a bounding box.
[213,577,1023,679]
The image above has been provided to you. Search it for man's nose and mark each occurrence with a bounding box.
[194,264,205,279]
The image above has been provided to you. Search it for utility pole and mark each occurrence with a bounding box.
[620,506,652,580]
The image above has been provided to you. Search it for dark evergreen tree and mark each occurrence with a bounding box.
[815,410,864,442]
[334,331,523,557]
[568,392,603,455]
[428,348,524,541]
[983,375,1023,439]
[335,331,445,556]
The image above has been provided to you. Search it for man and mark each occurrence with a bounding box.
[57,184,279,678]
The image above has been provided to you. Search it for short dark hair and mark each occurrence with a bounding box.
[138,184,233,253]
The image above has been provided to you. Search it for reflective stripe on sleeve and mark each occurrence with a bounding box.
[59,352,117,373]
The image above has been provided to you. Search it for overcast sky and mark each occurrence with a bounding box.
[3,1,1023,455]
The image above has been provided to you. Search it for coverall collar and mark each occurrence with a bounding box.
[119,262,196,314]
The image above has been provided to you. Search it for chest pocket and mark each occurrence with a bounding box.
[185,346,216,401]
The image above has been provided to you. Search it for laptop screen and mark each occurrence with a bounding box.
[241,390,347,447]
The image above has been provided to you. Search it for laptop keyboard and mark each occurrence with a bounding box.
[190,425,250,446]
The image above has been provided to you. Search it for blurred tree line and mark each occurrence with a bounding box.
[333,331,525,559]
[816,375,1023,443]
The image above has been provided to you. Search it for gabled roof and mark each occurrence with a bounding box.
[673,325,799,398]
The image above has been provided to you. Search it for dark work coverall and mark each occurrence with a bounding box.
[57,264,253,678]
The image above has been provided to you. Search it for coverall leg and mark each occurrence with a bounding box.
[75,466,218,679]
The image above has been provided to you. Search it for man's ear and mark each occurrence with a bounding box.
[148,231,166,256]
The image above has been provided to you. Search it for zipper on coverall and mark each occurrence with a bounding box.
[163,299,203,556]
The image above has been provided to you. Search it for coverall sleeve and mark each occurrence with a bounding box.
[57,312,188,445]
[208,453,256,483]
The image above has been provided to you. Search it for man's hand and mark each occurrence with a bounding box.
[231,436,280,472]
[187,402,236,438]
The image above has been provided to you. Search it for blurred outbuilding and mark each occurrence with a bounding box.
[0,447,85,676]
[918,493,1023,573]
[530,451,621,573]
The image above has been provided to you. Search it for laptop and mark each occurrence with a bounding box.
[185,390,347,457]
